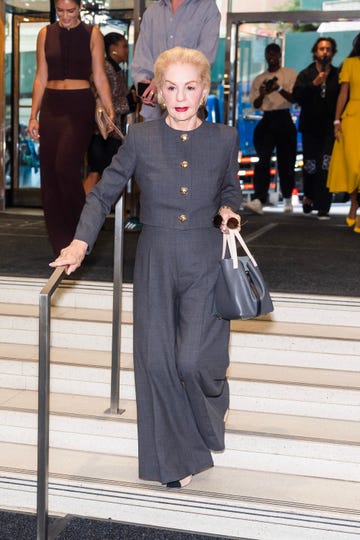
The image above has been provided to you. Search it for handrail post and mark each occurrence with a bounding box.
[37,267,66,540]
[37,293,50,540]
[36,191,127,537]
[109,193,125,415]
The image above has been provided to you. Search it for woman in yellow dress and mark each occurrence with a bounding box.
[327,33,360,233]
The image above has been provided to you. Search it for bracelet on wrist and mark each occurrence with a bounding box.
[333,120,341,125]
[277,86,284,93]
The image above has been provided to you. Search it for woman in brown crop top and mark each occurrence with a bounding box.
[27,0,114,256]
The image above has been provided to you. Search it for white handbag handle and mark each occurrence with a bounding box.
[221,229,258,269]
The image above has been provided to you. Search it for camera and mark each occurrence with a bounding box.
[263,76,278,92]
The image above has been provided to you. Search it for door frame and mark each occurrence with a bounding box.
[7,9,136,209]
[0,1,6,211]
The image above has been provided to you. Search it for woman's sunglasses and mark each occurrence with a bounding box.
[213,214,240,230]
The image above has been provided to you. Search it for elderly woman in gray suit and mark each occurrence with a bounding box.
[50,47,242,489]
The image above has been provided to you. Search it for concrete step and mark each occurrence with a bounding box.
[1,388,359,482]
[1,301,358,357]
[0,278,359,538]
[1,276,360,327]
[1,441,359,539]
[1,342,360,389]
[0,277,133,312]
[1,342,359,420]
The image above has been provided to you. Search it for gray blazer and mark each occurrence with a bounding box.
[76,118,242,250]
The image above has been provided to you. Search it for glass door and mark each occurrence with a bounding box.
[10,15,47,206]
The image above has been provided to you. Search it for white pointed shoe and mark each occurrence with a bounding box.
[243,198,264,215]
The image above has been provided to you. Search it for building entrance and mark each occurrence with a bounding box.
[3,7,360,208]
[3,4,134,209]
[224,10,360,198]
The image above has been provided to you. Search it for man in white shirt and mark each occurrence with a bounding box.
[244,43,297,214]
[131,0,220,120]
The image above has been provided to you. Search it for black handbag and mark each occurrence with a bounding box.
[214,229,274,320]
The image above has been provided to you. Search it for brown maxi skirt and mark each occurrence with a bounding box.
[39,87,95,256]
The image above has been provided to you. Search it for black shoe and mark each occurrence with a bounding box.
[166,475,192,488]
[166,480,182,488]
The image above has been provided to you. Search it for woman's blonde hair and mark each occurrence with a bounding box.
[154,47,210,107]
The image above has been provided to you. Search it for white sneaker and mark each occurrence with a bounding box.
[283,198,293,213]
[243,198,264,215]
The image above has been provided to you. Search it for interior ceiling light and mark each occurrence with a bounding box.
[82,0,109,25]
[83,0,106,15]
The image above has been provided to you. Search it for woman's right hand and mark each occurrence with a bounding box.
[28,118,40,140]
[49,239,88,275]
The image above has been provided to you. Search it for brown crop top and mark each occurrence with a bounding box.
[45,22,93,81]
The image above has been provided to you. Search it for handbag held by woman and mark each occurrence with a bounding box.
[214,229,274,320]
[95,98,125,140]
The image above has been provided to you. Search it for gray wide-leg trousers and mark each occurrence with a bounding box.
[133,226,230,484]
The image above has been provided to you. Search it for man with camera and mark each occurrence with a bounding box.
[244,43,297,215]
[293,38,339,220]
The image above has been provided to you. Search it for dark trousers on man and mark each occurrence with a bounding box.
[301,131,334,215]
[253,109,297,203]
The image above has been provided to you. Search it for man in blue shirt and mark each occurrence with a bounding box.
[131,0,220,120]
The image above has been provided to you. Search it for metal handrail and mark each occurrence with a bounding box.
[37,194,125,539]
[109,194,125,415]
[37,265,66,540]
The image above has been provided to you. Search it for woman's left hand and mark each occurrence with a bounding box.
[334,123,342,141]
[218,207,241,233]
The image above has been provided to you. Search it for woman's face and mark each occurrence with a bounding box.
[56,0,81,29]
[160,62,207,128]
[112,40,129,63]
